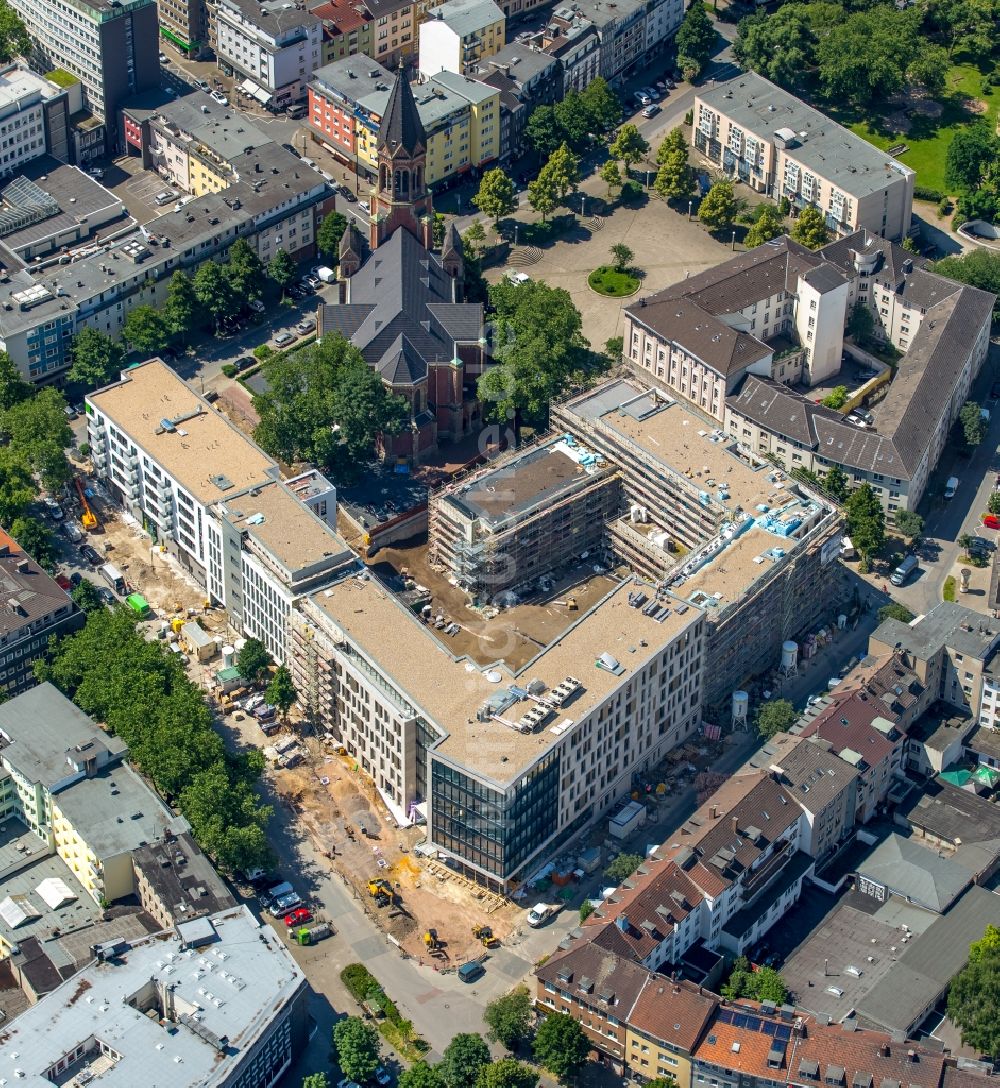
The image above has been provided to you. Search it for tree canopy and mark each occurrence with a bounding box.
[164,270,202,343]
[266,665,297,720]
[533,1013,590,1083]
[476,1061,538,1088]
[947,927,1000,1055]
[122,306,171,356]
[844,483,886,562]
[756,699,796,739]
[69,327,125,390]
[473,168,517,224]
[333,1017,380,1084]
[10,516,56,569]
[35,607,272,871]
[0,0,30,63]
[317,211,349,260]
[959,400,987,447]
[698,180,737,231]
[478,279,589,427]
[744,205,785,247]
[604,852,644,882]
[252,334,409,476]
[790,205,829,249]
[722,957,789,1003]
[237,637,272,684]
[440,1034,491,1088]
[400,1062,446,1088]
[934,250,1000,322]
[268,249,297,294]
[609,123,650,172]
[676,1,717,78]
[227,238,266,302]
[484,986,534,1049]
[194,260,238,328]
[877,602,915,624]
[2,385,74,491]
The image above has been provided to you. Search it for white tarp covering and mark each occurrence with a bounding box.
[0,893,40,928]
[36,876,77,910]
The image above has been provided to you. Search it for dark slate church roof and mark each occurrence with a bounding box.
[378,64,427,156]
[318,229,483,384]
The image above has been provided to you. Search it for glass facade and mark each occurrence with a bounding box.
[430,751,560,880]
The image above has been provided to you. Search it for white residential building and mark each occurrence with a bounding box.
[418,0,505,77]
[216,0,322,108]
[2,906,309,1088]
[86,359,353,663]
[0,66,71,176]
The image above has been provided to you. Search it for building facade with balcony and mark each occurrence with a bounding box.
[692,74,915,241]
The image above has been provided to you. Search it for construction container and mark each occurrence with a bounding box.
[181,621,216,662]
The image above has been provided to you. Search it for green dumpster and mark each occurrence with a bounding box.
[125,593,151,618]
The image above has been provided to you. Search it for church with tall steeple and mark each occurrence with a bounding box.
[316,64,488,464]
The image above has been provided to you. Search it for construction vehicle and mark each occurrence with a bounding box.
[424,929,441,952]
[75,477,99,531]
[472,924,499,949]
[367,878,392,898]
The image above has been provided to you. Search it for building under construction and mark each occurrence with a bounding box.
[555,378,844,713]
[427,434,620,601]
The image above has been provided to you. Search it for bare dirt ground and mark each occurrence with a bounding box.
[267,735,520,964]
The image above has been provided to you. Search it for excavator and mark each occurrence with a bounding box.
[367,877,393,907]
[423,929,443,953]
[471,924,499,949]
[75,478,99,531]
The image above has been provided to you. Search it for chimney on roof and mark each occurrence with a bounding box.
[732,816,739,835]
[710,805,718,819]
[880,1043,891,1058]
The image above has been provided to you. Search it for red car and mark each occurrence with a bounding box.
[284,908,312,927]
[55,574,72,590]
[984,515,1000,531]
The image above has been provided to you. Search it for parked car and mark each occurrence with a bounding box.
[248,299,265,313]
[944,476,960,500]
[154,189,177,207]
[86,167,105,180]
[634,91,651,106]
[210,90,229,106]
[281,142,301,158]
[96,587,116,607]
[158,51,169,63]
[273,331,294,347]
[527,902,558,927]
[43,496,64,520]
[79,544,102,566]
[297,318,317,334]
[969,536,995,554]
[196,79,210,91]
[70,571,82,587]
[890,553,919,587]
[55,574,72,590]
[284,907,313,927]
[341,188,357,202]
[374,1068,392,1086]
[457,960,485,983]
[985,515,1000,531]
[641,104,660,118]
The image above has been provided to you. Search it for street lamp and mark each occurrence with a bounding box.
[580,193,586,217]
[731,229,737,251]
[688,199,693,221]
[514,223,520,246]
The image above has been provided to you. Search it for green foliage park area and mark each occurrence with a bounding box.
[588,266,639,296]
[524,77,622,158]
[731,0,999,211]
[34,607,273,873]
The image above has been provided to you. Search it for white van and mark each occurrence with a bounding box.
[944,476,959,500]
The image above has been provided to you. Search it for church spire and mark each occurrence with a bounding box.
[377,61,426,159]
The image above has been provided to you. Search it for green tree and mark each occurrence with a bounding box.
[756,698,796,739]
[653,148,696,203]
[227,238,266,303]
[698,180,737,231]
[733,6,819,89]
[645,1079,678,1088]
[525,105,564,158]
[845,483,886,562]
[333,1017,380,1084]
[604,852,643,882]
[934,250,1000,322]
[0,0,30,63]
[0,449,35,525]
[578,77,621,134]
[657,126,689,164]
[894,509,924,541]
[267,249,297,297]
[609,123,650,174]
[10,516,56,569]
[946,122,999,197]
[441,1034,492,1088]
[163,270,201,343]
[610,242,634,271]
[600,159,622,199]
[553,92,592,148]
[3,386,73,490]
[527,171,558,221]
[823,464,849,502]
[676,0,717,78]
[252,334,408,476]
[0,349,29,412]
[878,602,915,624]
[533,1012,589,1083]
[722,957,789,1003]
[605,335,623,362]
[484,986,534,1049]
[303,1075,330,1088]
[970,925,1000,963]
[790,205,829,249]
[947,935,1000,1055]
[71,578,104,613]
[476,1061,538,1088]
[960,401,987,446]
[463,220,488,257]
[69,327,125,389]
[989,492,1000,516]
[744,205,784,248]
[237,637,271,684]
[580,900,595,922]
[822,385,849,409]
[265,665,297,720]
[400,1063,446,1088]
[123,305,170,356]
[194,260,237,330]
[478,279,588,427]
[317,211,349,261]
[473,167,517,225]
[545,143,581,199]
[847,300,876,348]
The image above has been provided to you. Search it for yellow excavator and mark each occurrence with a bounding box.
[472,924,499,949]
[424,929,441,952]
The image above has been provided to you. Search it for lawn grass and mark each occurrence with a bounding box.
[842,58,998,195]
[588,265,640,296]
[943,575,957,602]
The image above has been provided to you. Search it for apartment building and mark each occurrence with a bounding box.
[0,530,83,698]
[554,378,843,711]
[290,571,706,888]
[308,58,500,185]
[477,43,561,162]
[543,17,600,93]
[313,0,375,62]
[123,91,272,195]
[693,73,915,241]
[0,683,186,903]
[158,0,211,56]
[216,0,322,108]
[0,140,330,380]
[427,433,620,598]
[418,0,505,77]
[622,238,851,412]
[10,0,159,133]
[86,359,354,662]
[131,829,236,929]
[872,602,1000,724]
[0,65,73,176]
[4,906,310,1088]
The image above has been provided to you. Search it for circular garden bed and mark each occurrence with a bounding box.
[588,265,640,297]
